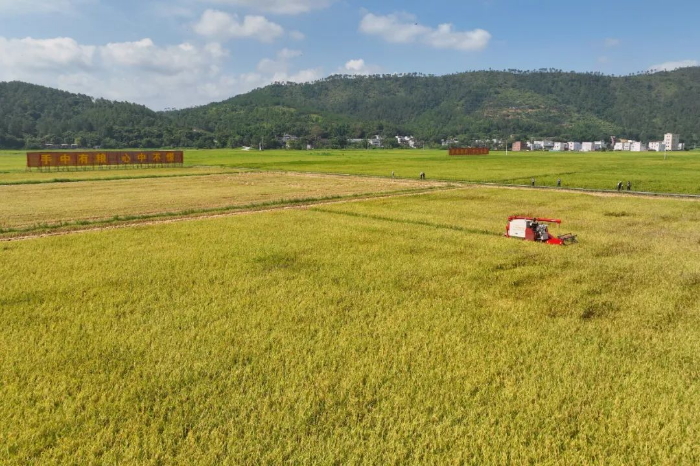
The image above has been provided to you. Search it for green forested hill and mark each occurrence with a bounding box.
[2,68,700,149]
[0,81,165,149]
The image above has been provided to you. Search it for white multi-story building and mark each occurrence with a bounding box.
[648,141,665,152]
[630,141,647,152]
[568,142,582,151]
[664,133,680,151]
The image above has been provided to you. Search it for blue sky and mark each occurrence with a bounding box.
[1,0,698,109]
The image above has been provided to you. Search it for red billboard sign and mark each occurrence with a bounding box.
[449,147,490,156]
[26,151,184,169]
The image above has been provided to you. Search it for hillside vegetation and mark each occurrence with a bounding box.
[2,68,700,149]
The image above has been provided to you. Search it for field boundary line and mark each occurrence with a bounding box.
[220,167,700,199]
[0,186,460,242]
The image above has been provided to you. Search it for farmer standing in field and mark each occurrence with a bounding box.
[531,178,535,187]
[627,181,631,191]
[557,178,561,187]
[617,181,623,192]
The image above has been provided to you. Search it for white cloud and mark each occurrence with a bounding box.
[0,37,95,70]
[359,12,491,52]
[193,9,284,42]
[100,39,227,75]
[289,30,306,41]
[0,35,325,108]
[0,0,91,15]
[604,38,620,48]
[341,58,381,75]
[203,0,333,15]
[0,36,238,109]
[255,48,321,83]
[648,60,699,72]
[277,48,302,59]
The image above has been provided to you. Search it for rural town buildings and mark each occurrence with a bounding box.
[581,142,595,152]
[511,141,525,151]
[396,136,417,148]
[568,142,582,151]
[441,138,459,146]
[664,133,680,151]
[368,135,383,147]
[552,142,567,151]
[630,141,647,152]
[648,141,665,151]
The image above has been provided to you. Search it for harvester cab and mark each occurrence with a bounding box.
[505,216,577,245]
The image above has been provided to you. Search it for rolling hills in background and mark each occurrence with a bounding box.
[2,68,700,149]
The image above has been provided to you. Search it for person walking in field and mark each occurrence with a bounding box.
[531,178,535,187]
[419,172,425,180]
[392,171,395,179]
[627,181,631,191]
[617,181,623,192]
[557,178,561,188]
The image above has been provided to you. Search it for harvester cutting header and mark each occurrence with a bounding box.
[505,216,577,245]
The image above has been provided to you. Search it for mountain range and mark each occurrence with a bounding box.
[1,68,699,149]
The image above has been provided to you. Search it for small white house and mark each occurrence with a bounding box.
[581,142,595,152]
[648,141,664,152]
[396,135,417,148]
[594,141,606,150]
[552,142,567,151]
[613,142,624,151]
[630,141,647,152]
[568,142,582,151]
[368,135,383,147]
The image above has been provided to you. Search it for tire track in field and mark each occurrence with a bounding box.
[0,186,458,242]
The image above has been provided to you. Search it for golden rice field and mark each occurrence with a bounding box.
[1,171,699,463]
[0,171,447,234]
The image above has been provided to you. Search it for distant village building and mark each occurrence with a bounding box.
[396,135,417,148]
[582,142,604,152]
[511,141,525,151]
[664,133,681,151]
[368,135,383,148]
[552,142,567,151]
[281,134,299,147]
[531,140,554,151]
[441,138,459,147]
[568,142,582,151]
[648,141,665,152]
[630,141,647,152]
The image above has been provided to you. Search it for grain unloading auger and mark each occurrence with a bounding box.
[505,216,577,245]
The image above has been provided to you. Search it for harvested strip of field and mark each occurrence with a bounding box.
[0,165,242,185]
[0,171,450,231]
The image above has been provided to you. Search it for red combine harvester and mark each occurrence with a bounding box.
[505,216,577,245]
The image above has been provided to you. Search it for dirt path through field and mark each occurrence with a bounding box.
[0,186,456,242]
